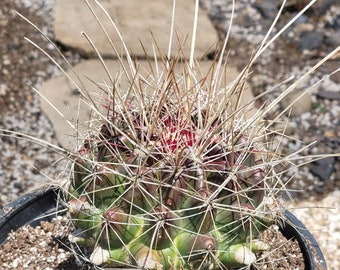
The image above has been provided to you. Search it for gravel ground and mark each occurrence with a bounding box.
[0,0,63,206]
[0,0,339,269]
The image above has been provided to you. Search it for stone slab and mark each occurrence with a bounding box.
[54,0,218,58]
[39,59,254,150]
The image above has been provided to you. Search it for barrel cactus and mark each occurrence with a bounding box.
[64,1,282,269]
[66,57,280,269]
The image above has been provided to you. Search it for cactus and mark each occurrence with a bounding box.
[61,1,286,269]
[68,103,277,268]
[66,57,281,268]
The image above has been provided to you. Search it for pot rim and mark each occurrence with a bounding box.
[0,186,64,245]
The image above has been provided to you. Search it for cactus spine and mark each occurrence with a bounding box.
[66,0,281,269]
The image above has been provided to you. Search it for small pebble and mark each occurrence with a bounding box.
[317,90,340,100]
[298,31,324,51]
[310,156,336,181]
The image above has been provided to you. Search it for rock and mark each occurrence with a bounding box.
[253,0,278,20]
[310,156,336,181]
[325,137,340,151]
[310,0,333,17]
[284,0,310,11]
[235,6,261,29]
[317,90,340,100]
[325,30,340,48]
[298,31,324,51]
[273,121,297,136]
[294,23,315,36]
[325,13,340,29]
[54,0,218,59]
[0,84,8,96]
[281,89,312,117]
[39,59,252,149]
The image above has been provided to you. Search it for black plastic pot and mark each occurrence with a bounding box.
[0,186,64,245]
[282,210,327,269]
[0,187,327,269]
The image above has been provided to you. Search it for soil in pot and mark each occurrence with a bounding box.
[0,216,325,270]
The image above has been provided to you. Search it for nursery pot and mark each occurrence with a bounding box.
[0,186,327,269]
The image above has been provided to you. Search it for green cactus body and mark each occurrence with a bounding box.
[129,240,179,269]
[68,196,102,243]
[71,148,94,197]
[67,105,275,268]
[102,207,144,249]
